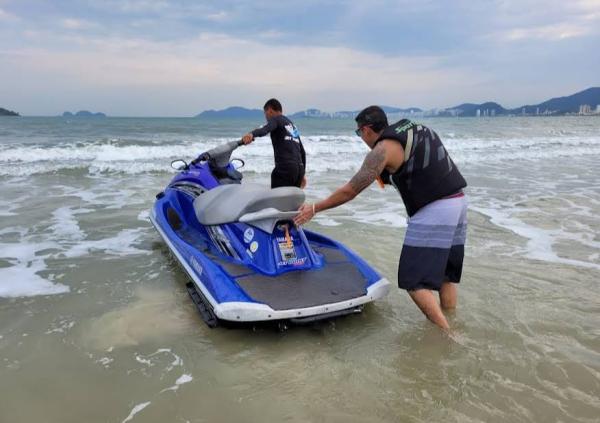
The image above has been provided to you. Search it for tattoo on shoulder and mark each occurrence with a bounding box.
[349,146,386,193]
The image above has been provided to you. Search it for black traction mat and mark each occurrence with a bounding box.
[235,247,368,310]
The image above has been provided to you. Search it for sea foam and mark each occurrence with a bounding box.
[2,133,596,176]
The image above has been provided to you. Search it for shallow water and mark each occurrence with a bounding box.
[1,116,599,422]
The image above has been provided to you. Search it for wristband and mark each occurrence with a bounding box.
[312,203,316,215]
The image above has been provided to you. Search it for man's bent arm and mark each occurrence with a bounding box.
[315,145,387,212]
[251,118,278,138]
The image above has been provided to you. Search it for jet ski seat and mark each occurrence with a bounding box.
[194,184,305,233]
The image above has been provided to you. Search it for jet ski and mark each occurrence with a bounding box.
[150,140,390,327]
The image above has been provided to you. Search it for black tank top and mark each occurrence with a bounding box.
[375,119,467,216]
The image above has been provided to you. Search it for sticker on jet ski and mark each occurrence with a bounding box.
[243,228,254,243]
[190,256,203,276]
[278,257,307,267]
[278,240,297,262]
[275,224,302,266]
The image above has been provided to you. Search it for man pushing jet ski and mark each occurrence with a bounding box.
[295,106,468,330]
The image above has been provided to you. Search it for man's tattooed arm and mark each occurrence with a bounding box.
[349,144,387,194]
[308,144,388,215]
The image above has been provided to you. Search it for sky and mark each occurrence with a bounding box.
[1,0,599,116]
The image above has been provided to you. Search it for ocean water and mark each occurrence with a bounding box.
[0,115,599,422]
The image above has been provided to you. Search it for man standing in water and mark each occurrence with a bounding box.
[242,98,307,189]
[294,106,467,330]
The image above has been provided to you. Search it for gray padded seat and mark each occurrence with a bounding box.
[194,183,305,225]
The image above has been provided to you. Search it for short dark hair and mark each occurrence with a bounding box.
[263,98,282,112]
[355,106,388,132]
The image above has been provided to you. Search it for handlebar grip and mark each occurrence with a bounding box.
[191,153,208,164]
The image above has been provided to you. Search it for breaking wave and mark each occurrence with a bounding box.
[1,133,599,176]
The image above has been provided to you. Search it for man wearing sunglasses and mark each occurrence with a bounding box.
[294,105,467,330]
[241,98,307,189]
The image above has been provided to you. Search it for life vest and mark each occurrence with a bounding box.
[375,119,467,216]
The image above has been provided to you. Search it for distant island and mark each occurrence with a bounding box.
[0,107,20,116]
[196,87,600,119]
[62,110,107,118]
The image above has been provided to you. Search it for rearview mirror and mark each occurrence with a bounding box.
[171,159,188,171]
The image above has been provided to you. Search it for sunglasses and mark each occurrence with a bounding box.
[355,124,371,136]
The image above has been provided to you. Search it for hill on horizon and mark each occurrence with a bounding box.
[196,106,263,119]
[447,87,600,116]
[510,87,600,114]
[446,102,507,117]
[0,107,20,116]
[191,86,600,118]
[197,105,423,120]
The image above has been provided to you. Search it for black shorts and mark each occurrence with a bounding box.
[271,163,305,188]
[398,195,468,291]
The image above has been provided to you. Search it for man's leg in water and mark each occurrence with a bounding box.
[440,281,457,310]
[399,196,467,330]
[408,289,450,330]
[441,196,467,311]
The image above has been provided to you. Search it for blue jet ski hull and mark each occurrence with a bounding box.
[150,142,390,326]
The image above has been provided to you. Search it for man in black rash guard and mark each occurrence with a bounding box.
[242,98,307,189]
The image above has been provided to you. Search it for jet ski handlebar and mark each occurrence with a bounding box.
[193,140,244,167]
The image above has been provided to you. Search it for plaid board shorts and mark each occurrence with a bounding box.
[398,194,468,291]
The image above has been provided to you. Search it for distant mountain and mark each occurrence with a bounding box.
[0,107,19,116]
[196,106,263,119]
[195,105,424,120]
[439,87,600,116]
[291,108,348,119]
[445,102,507,117]
[63,110,107,117]
[194,87,599,119]
[291,106,422,119]
[511,87,600,115]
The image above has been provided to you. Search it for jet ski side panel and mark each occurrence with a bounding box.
[151,199,258,305]
[153,199,391,323]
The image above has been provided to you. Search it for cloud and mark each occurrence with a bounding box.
[60,18,100,30]
[1,30,482,113]
[491,0,600,42]
[1,0,598,115]
[100,0,170,13]
[0,7,18,21]
[205,11,229,22]
[504,23,591,41]
[13,32,457,89]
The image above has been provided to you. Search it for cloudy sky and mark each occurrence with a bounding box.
[1,0,599,116]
